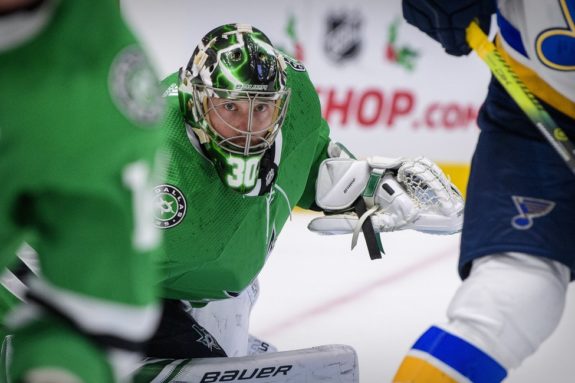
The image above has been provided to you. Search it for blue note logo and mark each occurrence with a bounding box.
[511,196,555,230]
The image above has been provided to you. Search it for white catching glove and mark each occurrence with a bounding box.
[307,156,464,248]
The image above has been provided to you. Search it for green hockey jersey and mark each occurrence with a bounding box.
[155,59,330,302]
[0,0,166,308]
[0,1,167,381]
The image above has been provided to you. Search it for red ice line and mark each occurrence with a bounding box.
[259,246,458,337]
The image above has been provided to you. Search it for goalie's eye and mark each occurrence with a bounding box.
[253,103,269,113]
[223,102,237,111]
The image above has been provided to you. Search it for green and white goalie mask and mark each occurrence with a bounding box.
[179,23,290,194]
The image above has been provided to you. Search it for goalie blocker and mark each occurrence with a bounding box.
[134,344,358,383]
[308,156,464,247]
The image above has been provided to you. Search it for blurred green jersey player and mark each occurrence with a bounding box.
[0,0,166,382]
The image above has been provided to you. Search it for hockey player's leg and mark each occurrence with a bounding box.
[393,326,506,383]
[135,344,358,383]
[247,334,278,355]
[145,299,228,360]
[445,253,569,370]
[393,252,569,382]
[188,280,276,357]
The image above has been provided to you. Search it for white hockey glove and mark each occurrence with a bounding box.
[308,156,464,248]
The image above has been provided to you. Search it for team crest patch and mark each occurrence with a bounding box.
[153,184,187,228]
[109,45,165,126]
[192,324,223,352]
[511,196,555,230]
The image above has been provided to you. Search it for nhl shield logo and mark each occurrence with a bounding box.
[324,10,362,63]
[153,184,187,228]
[511,196,555,230]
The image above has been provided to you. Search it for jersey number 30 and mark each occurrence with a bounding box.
[226,157,259,189]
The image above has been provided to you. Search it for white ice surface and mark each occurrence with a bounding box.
[251,212,575,383]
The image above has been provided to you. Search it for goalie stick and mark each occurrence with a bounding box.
[466,20,575,175]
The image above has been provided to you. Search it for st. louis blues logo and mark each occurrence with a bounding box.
[511,196,555,230]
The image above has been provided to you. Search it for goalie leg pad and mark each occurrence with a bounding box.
[146,299,227,359]
[189,280,274,357]
[135,344,359,383]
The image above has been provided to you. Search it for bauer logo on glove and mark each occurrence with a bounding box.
[308,156,464,240]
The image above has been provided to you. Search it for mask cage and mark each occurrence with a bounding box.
[191,84,291,156]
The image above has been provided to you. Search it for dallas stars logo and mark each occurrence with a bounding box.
[153,184,187,228]
[109,45,165,125]
[192,324,223,352]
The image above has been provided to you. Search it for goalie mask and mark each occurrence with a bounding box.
[178,24,291,194]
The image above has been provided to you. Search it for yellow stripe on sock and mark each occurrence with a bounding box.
[393,355,461,383]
